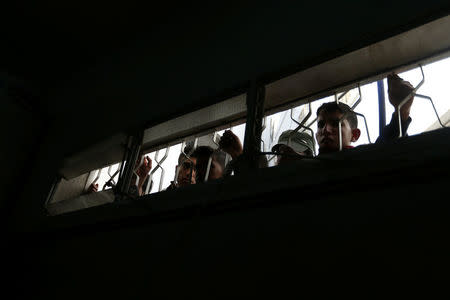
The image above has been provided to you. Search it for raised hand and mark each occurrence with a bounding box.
[87,182,98,193]
[136,155,152,179]
[387,73,415,121]
[218,130,243,159]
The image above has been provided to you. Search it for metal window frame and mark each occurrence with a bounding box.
[47,14,450,211]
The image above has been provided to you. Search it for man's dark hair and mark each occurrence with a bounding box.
[191,146,226,169]
[316,102,358,129]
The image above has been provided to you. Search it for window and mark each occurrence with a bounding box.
[261,58,450,167]
[45,15,450,216]
[140,123,246,195]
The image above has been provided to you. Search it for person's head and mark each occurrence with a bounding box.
[271,130,315,165]
[315,102,361,153]
[175,144,197,187]
[176,155,197,187]
[191,146,226,182]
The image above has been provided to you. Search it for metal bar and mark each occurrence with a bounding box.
[338,110,372,151]
[267,154,277,164]
[107,165,113,178]
[186,139,197,185]
[204,156,213,182]
[260,151,313,158]
[354,112,372,143]
[261,139,266,152]
[92,168,102,185]
[174,138,198,185]
[303,89,351,134]
[103,168,121,190]
[158,168,166,192]
[260,117,267,152]
[115,162,122,183]
[377,80,387,134]
[352,85,368,142]
[304,117,317,130]
[117,136,131,183]
[350,85,362,110]
[117,132,143,195]
[397,65,425,137]
[290,122,316,156]
[212,132,220,147]
[242,81,265,170]
[83,170,96,191]
[226,123,235,168]
[414,94,447,128]
[107,163,120,185]
[104,165,116,190]
[158,147,170,191]
[133,155,145,187]
[290,107,316,156]
[269,118,275,144]
[174,140,187,184]
[338,85,370,150]
[302,102,312,126]
[147,145,170,194]
[146,149,160,194]
[338,90,349,101]
[290,103,312,128]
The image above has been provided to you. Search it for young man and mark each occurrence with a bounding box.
[315,73,415,154]
[166,149,197,190]
[315,102,361,154]
[191,146,226,183]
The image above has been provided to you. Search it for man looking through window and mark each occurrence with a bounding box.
[191,146,226,183]
[316,73,415,154]
[166,147,197,190]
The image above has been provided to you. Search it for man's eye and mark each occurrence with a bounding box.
[318,121,325,128]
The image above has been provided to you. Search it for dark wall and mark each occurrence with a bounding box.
[16,172,450,297]
[0,76,46,220]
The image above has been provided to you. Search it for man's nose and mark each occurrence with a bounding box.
[322,122,333,133]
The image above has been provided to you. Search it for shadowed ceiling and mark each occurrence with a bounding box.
[2,1,450,155]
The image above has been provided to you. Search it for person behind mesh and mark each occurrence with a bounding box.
[315,73,415,154]
[218,129,312,173]
[315,102,360,154]
[270,130,315,165]
[166,144,198,190]
[86,152,152,196]
[217,73,414,164]
[190,146,227,183]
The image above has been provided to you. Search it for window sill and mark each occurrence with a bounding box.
[38,127,450,236]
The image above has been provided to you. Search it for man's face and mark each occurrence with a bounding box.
[195,155,223,182]
[177,158,197,187]
[315,110,359,153]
